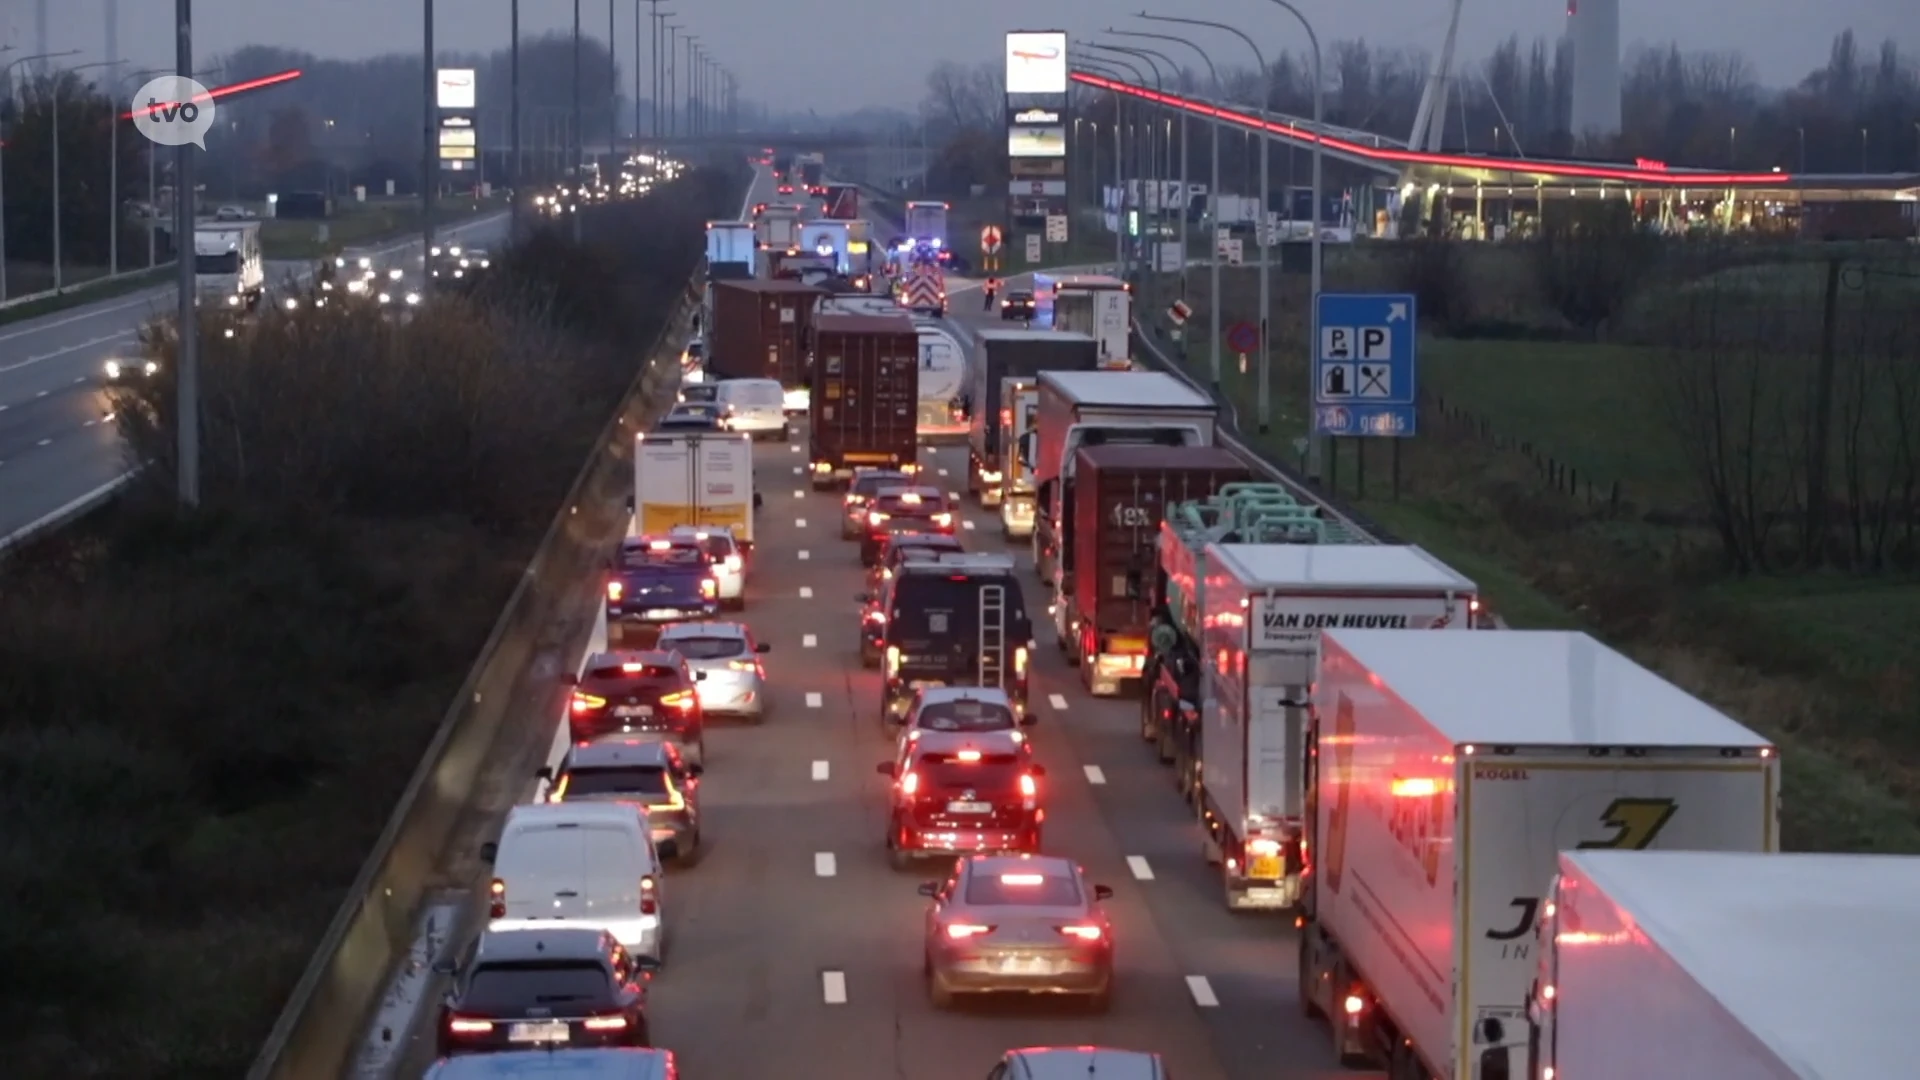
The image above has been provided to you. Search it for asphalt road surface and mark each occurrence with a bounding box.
[0,212,509,540]
[370,172,1371,1076]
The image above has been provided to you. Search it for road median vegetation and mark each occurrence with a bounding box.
[0,162,747,1076]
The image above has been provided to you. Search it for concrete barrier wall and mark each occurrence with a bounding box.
[244,280,700,1080]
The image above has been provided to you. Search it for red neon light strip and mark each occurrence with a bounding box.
[1070,71,1794,186]
[119,69,304,121]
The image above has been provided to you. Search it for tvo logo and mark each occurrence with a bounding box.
[132,75,217,149]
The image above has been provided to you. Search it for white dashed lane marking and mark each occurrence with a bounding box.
[799,586,813,598]
[814,852,837,877]
[1186,976,1219,1007]
[798,550,810,561]
[811,760,830,781]
[1083,765,1106,785]
[790,444,802,453]
[1048,693,1069,711]
[793,465,802,475]
[1127,856,1155,881]
[795,518,807,528]
[803,634,818,648]
[805,692,823,708]
[793,489,803,498]
[961,519,976,530]
[821,971,848,1004]
[937,468,948,476]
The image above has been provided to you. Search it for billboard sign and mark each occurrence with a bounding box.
[1009,157,1067,177]
[1010,107,1061,126]
[1011,179,1068,196]
[1008,126,1066,157]
[1005,31,1067,94]
[436,68,476,109]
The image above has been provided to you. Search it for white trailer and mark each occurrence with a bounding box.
[1051,278,1133,370]
[633,431,756,552]
[1191,543,1478,910]
[193,221,264,309]
[1302,630,1781,1080]
[998,380,1039,538]
[1530,849,1920,1080]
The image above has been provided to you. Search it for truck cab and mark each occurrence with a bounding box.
[193,222,265,310]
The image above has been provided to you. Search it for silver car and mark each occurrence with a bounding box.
[918,854,1116,1011]
[656,621,770,721]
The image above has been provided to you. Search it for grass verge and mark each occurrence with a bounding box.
[1146,246,1920,855]
[0,165,748,1076]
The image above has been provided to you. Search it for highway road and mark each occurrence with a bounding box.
[0,212,509,541]
[358,167,1366,1078]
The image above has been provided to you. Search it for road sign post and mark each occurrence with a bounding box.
[1227,321,1257,375]
[1312,293,1417,439]
[1024,234,1041,264]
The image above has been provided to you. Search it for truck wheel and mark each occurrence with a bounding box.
[1297,940,1324,1020]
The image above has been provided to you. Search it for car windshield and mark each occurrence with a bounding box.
[964,871,1082,907]
[463,962,610,1010]
[852,472,911,498]
[660,635,746,660]
[914,751,1021,792]
[916,699,1016,732]
[194,252,240,274]
[673,404,722,419]
[556,766,672,798]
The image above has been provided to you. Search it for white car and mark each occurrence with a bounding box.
[656,621,770,721]
[714,378,790,440]
[666,525,745,607]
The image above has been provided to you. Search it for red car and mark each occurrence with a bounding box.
[562,650,708,766]
[875,729,1044,869]
[860,485,955,566]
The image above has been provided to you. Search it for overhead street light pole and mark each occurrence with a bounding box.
[665,25,680,137]
[0,48,80,302]
[571,0,582,239]
[422,0,435,262]
[59,60,129,291]
[119,65,173,274]
[1123,13,1272,433]
[1071,56,1143,275]
[510,0,520,238]
[1096,43,1179,303]
[174,0,199,508]
[1118,21,1224,386]
[1084,46,1160,288]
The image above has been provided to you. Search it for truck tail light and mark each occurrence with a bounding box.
[885,645,901,674]
[640,875,658,915]
[488,878,506,919]
[605,580,623,600]
[700,577,717,599]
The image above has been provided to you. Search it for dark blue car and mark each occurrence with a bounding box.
[605,538,720,648]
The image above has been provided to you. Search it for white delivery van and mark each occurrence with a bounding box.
[714,378,789,440]
[633,430,756,552]
[480,802,670,961]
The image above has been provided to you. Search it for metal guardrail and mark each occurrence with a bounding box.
[242,207,716,1078]
[0,468,146,560]
[0,264,175,311]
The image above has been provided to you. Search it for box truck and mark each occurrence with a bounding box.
[632,431,756,550]
[1529,849,1918,1080]
[964,329,1098,504]
[1301,630,1781,1080]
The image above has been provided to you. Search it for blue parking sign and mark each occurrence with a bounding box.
[1313,293,1416,437]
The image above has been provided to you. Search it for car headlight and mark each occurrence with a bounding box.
[389,268,402,280]
[377,292,391,304]
[104,360,122,378]
[358,257,372,269]
[226,294,241,306]
[404,292,421,304]
[284,297,299,310]
[144,361,158,376]
[348,280,366,293]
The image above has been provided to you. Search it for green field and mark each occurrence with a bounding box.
[1153,243,1920,854]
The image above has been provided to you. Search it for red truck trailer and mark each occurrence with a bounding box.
[1067,444,1254,694]
[808,312,921,488]
[825,184,859,220]
[708,279,823,393]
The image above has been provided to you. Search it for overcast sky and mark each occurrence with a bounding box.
[11,0,1915,114]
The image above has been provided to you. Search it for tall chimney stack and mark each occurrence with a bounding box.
[1567,0,1622,139]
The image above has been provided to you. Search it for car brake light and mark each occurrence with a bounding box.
[606,581,623,600]
[899,770,919,796]
[661,690,696,711]
[640,874,658,915]
[621,661,644,673]
[571,692,607,713]
[488,878,506,918]
[448,1015,495,1034]
[945,923,992,939]
[869,511,887,527]
[648,539,673,551]
[582,1015,628,1031]
[932,512,952,527]
[1019,774,1037,798]
[700,577,717,599]
[956,749,982,762]
[1001,873,1044,885]
[1058,924,1103,941]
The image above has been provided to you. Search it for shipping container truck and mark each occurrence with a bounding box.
[707,279,823,405]
[1065,445,1253,694]
[807,313,921,488]
[1030,371,1216,588]
[964,329,1099,505]
[1528,849,1918,1080]
[1302,630,1781,1080]
[1180,533,1480,910]
[705,220,756,281]
[633,430,756,549]
[996,379,1039,535]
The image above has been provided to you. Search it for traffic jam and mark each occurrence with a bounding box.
[410,163,1786,1080]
